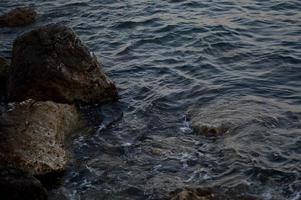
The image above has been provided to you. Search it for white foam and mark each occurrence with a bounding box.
[180,115,193,134]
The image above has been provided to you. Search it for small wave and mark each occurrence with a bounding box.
[180,1,208,8]
[114,17,160,29]
[270,2,301,11]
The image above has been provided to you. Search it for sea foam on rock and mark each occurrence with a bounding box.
[0,7,37,27]
[0,99,81,175]
[8,24,118,104]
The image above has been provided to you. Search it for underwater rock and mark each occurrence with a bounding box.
[0,167,47,200]
[8,24,118,104]
[188,96,289,137]
[0,99,81,175]
[147,174,188,199]
[0,7,37,27]
[167,187,259,200]
[0,56,9,91]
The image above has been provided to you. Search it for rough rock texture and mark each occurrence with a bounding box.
[0,99,81,175]
[0,167,47,200]
[167,188,259,200]
[188,96,289,137]
[0,7,37,27]
[8,24,118,104]
[0,56,9,90]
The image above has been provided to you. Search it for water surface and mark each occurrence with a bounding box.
[0,0,301,199]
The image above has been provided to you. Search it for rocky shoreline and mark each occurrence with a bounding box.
[0,7,261,200]
[0,7,119,199]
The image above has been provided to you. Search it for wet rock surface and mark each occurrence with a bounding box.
[0,167,47,200]
[0,7,37,27]
[8,24,118,104]
[0,99,81,175]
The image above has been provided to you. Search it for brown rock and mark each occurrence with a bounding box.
[0,7,37,27]
[8,24,118,104]
[169,188,213,200]
[0,99,81,175]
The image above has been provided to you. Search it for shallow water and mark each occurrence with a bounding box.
[1,0,301,199]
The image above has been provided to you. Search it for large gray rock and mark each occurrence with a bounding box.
[0,7,37,27]
[0,99,81,175]
[8,24,118,104]
[0,167,47,200]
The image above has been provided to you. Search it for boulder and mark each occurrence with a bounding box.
[0,167,47,200]
[0,99,81,175]
[0,7,37,27]
[0,56,9,91]
[8,24,118,104]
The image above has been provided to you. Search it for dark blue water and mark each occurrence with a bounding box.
[1,0,301,199]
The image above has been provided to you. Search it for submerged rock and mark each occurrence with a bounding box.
[188,96,290,137]
[0,7,37,27]
[0,56,9,91]
[8,24,118,104]
[0,99,81,175]
[0,167,47,200]
[167,187,259,200]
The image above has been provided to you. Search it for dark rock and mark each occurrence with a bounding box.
[0,99,82,175]
[0,167,47,200]
[0,7,37,27]
[0,56,9,91]
[35,171,65,190]
[8,24,118,104]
